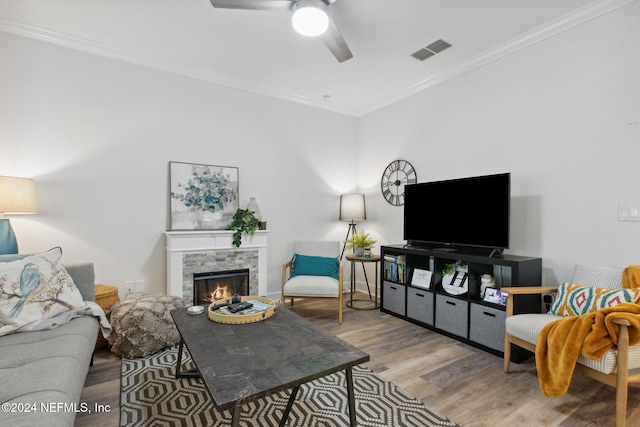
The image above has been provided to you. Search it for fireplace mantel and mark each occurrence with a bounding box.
[165,230,268,301]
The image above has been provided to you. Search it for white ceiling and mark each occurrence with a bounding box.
[0,0,631,116]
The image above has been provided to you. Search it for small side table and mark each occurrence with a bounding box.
[345,254,380,310]
[94,284,120,349]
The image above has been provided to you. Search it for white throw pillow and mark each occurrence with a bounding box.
[0,247,85,336]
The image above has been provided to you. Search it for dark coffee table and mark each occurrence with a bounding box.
[170,305,370,427]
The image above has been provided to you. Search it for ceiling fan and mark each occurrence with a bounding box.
[209,0,353,62]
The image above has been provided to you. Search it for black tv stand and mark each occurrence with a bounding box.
[380,244,542,362]
[433,247,457,253]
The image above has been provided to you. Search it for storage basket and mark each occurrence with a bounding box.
[94,284,120,349]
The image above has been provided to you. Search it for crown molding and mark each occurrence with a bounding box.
[357,0,636,116]
[0,17,362,117]
[0,0,634,118]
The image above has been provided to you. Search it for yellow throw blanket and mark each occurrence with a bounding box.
[623,265,640,289]
[536,302,640,396]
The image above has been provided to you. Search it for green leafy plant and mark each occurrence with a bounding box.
[227,209,259,247]
[345,230,377,249]
[442,260,468,276]
[442,263,456,276]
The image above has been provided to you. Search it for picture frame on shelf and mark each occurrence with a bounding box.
[484,288,508,305]
[411,268,432,289]
[169,161,239,231]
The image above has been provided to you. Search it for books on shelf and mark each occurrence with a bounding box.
[384,254,407,283]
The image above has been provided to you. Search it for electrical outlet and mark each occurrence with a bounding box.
[618,203,640,222]
[124,280,135,294]
[124,279,146,298]
[134,280,146,293]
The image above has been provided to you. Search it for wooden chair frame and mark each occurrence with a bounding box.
[281,260,344,324]
[503,286,640,427]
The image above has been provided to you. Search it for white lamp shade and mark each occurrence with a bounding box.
[292,0,329,37]
[339,194,366,221]
[0,176,37,214]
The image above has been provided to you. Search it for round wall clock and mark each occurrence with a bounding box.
[381,160,417,206]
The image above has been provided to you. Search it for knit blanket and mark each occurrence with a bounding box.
[15,300,112,337]
[623,265,640,289]
[535,302,640,396]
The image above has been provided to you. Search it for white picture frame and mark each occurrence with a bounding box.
[169,162,239,230]
[411,268,433,290]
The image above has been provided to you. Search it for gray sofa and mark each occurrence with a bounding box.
[0,263,99,427]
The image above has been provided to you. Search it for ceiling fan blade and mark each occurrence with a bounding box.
[210,0,294,11]
[320,15,353,63]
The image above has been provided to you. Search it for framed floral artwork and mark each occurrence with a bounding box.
[169,162,239,230]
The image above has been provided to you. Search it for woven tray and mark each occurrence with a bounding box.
[208,296,277,324]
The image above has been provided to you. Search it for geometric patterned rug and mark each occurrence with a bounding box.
[120,346,459,427]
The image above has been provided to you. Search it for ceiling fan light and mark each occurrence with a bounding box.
[292,3,328,37]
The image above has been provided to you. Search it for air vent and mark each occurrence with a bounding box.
[411,39,452,61]
[411,49,435,61]
[426,39,452,53]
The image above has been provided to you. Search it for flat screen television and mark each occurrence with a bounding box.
[404,173,510,254]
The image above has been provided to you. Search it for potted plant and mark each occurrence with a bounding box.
[345,230,377,256]
[442,263,456,277]
[456,260,468,272]
[442,260,468,276]
[227,208,260,247]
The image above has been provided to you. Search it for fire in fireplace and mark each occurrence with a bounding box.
[193,269,250,306]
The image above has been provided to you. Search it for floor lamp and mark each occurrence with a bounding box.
[339,193,366,259]
[339,193,373,299]
[0,176,37,255]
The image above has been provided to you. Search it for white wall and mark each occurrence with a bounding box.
[2,1,639,298]
[358,2,640,284]
[0,32,359,298]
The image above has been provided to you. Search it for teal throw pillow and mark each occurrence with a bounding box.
[291,254,339,280]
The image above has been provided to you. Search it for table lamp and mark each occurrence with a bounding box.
[0,176,37,254]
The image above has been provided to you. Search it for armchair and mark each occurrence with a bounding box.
[503,264,640,427]
[281,241,343,324]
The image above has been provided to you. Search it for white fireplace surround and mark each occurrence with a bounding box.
[165,230,268,303]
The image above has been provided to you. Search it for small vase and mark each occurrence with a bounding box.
[480,274,495,298]
[354,247,365,256]
[246,197,262,221]
[196,210,221,229]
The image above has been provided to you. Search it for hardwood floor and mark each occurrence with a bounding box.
[76,294,640,427]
